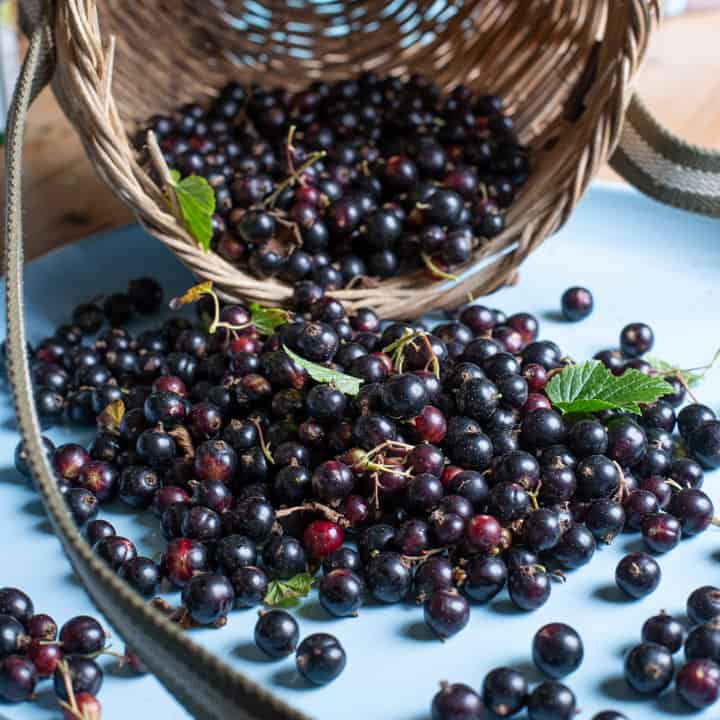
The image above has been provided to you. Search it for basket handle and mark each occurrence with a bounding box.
[611,93,720,216]
[3,16,308,720]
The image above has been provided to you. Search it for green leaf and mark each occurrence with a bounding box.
[546,360,672,415]
[263,573,312,608]
[168,170,215,252]
[283,345,363,396]
[646,348,720,388]
[250,303,289,336]
[646,357,703,387]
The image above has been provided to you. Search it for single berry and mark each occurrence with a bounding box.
[262,536,307,579]
[641,512,681,553]
[319,570,364,618]
[365,552,411,604]
[303,520,344,559]
[59,616,106,655]
[687,586,720,626]
[508,566,551,611]
[676,658,720,709]
[461,555,507,604]
[296,633,346,686]
[685,619,720,663]
[482,666,528,717]
[53,655,103,700]
[615,553,661,599]
[254,610,299,659]
[0,588,33,627]
[620,322,654,357]
[431,682,484,720]
[532,623,584,678]
[424,589,470,639]
[642,612,685,653]
[527,680,576,720]
[561,287,593,322]
[0,655,37,702]
[181,573,235,625]
[624,642,674,694]
[118,557,161,597]
[230,566,268,609]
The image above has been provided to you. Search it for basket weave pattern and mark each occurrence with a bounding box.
[49,0,659,318]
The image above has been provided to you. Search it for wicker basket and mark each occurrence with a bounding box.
[37,0,659,318]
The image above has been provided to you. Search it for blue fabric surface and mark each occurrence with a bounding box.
[1,183,719,720]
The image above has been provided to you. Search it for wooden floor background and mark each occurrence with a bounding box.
[2,9,719,261]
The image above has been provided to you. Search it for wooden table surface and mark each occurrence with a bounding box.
[2,8,720,261]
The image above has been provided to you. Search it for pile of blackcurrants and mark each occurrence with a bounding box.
[142,72,527,284]
[0,584,137,717]
[6,269,720,714]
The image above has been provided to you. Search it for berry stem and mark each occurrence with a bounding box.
[274,502,350,528]
[56,659,79,715]
[146,130,182,224]
[251,420,275,464]
[420,252,458,281]
[265,150,327,208]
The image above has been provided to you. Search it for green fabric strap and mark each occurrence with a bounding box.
[611,94,720,217]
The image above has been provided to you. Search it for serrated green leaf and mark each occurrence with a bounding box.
[250,303,289,336]
[546,360,672,415]
[168,171,215,251]
[263,572,312,607]
[282,345,363,396]
[647,356,704,388]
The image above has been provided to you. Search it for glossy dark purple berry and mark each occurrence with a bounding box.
[53,655,103,700]
[181,573,234,625]
[431,682,484,720]
[0,655,37,702]
[262,536,307,579]
[532,623,583,678]
[687,586,720,626]
[527,681,576,720]
[641,612,685,653]
[615,552,661,599]
[482,666,528,717]
[0,588,33,628]
[688,420,720,469]
[59,615,105,655]
[118,557,161,597]
[624,642,673,694]
[508,565,551,611]
[254,610,299,659]
[424,589,470,639]
[685,619,720,662]
[319,570,364,618]
[676,658,720,709]
[231,566,268,609]
[296,633,346,686]
[366,551,411,603]
[561,287,593,321]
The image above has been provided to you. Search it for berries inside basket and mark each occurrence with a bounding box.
[45,0,659,317]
